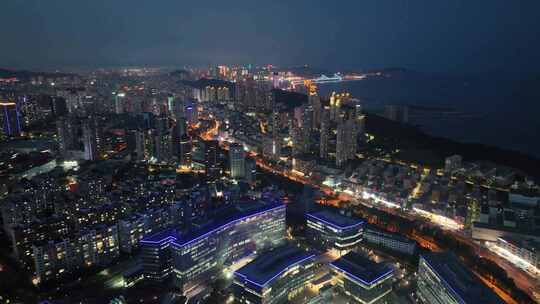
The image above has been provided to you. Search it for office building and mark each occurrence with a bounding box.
[87,117,104,158]
[233,244,316,304]
[331,251,394,304]
[203,140,219,177]
[114,92,125,114]
[229,143,246,179]
[306,210,364,256]
[417,252,504,304]
[139,202,286,292]
[363,226,417,255]
[179,134,192,168]
[82,119,99,161]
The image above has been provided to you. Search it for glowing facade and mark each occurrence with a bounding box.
[233,245,316,304]
[140,202,286,292]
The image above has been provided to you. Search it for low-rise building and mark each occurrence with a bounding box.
[330,251,394,304]
[233,244,316,304]
[363,226,416,255]
[306,209,364,256]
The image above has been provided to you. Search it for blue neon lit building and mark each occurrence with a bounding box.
[140,228,179,281]
[0,101,22,138]
[417,252,504,304]
[233,244,316,304]
[139,201,286,292]
[306,210,364,256]
[330,251,394,304]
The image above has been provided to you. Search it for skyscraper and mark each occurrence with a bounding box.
[82,119,99,161]
[336,118,357,167]
[0,100,22,138]
[179,134,192,168]
[320,106,330,159]
[204,140,219,178]
[229,143,246,179]
[114,92,125,114]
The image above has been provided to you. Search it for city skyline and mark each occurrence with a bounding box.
[1,2,539,304]
[1,1,540,74]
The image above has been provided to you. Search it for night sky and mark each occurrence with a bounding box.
[2,0,540,73]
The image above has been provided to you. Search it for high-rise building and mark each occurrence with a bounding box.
[185,100,198,125]
[330,251,394,304]
[245,158,257,183]
[179,134,192,168]
[320,106,330,159]
[330,92,351,122]
[336,119,357,167]
[233,245,316,304]
[204,140,219,178]
[114,92,125,114]
[0,100,22,138]
[302,105,313,133]
[417,252,504,304]
[51,97,68,117]
[229,143,246,179]
[82,119,99,161]
[57,117,76,157]
[309,93,321,129]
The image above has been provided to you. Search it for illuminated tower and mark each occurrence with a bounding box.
[56,117,75,156]
[204,140,219,178]
[272,72,279,89]
[229,143,246,180]
[0,100,22,138]
[114,92,125,114]
[82,119,99,161]
[270,109,281,161]
[179,134,192,168]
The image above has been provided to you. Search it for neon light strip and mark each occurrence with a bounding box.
[174,205,285,247]
[140,204,285,246]
[307,213,364,230]
[140,235,177,245]
[234,254,315,288]
[329,263,393,287]
[3,106,12,135]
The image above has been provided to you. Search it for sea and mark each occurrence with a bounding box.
[316,72,540,159]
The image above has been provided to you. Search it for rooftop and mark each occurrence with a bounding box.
[330,252,393,286]
[234,244,315,288]
[307,210,364,229]
[421,252,504,304]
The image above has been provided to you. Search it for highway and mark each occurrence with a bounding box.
[199,117,539,304]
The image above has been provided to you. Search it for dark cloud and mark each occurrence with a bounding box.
[1,0,539,73]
